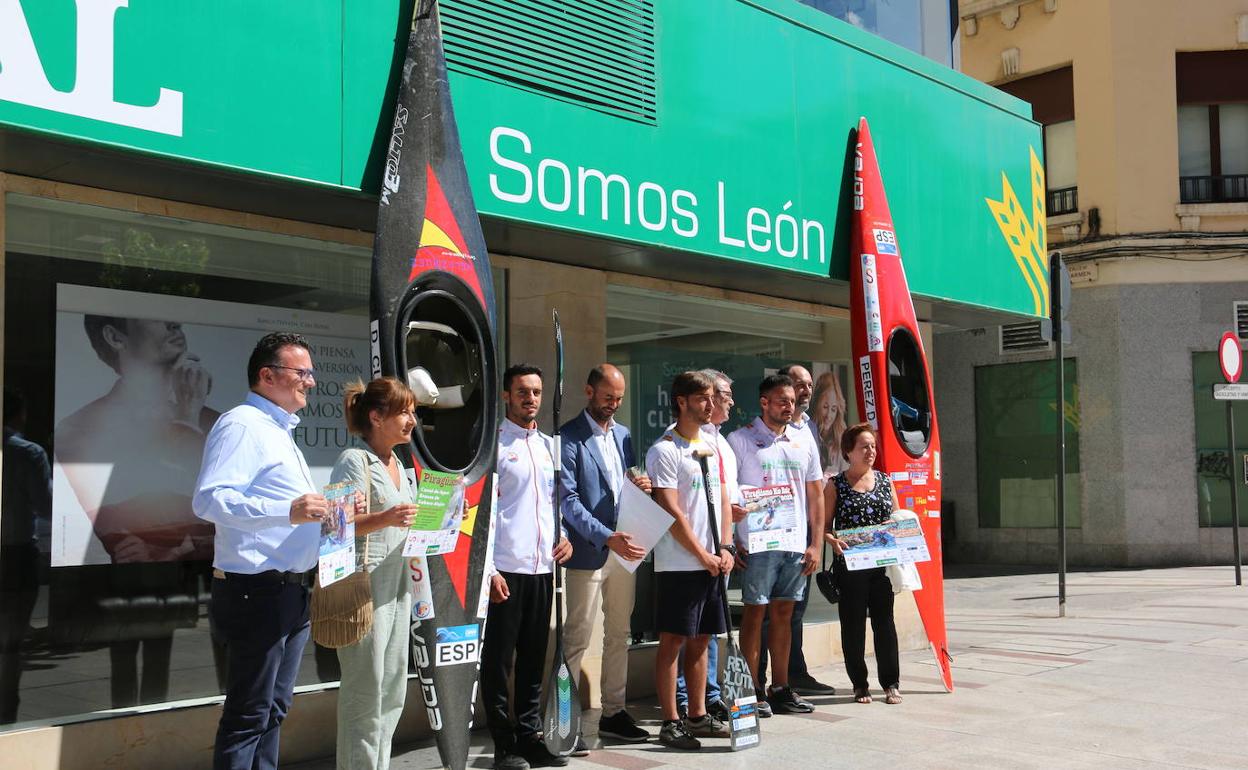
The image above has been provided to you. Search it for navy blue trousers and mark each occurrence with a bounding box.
[209,575,310,770]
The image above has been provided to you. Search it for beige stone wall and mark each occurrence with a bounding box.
[960,0,1248,240]
[489,253,607,428]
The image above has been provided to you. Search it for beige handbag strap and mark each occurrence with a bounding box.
[359,447,372,564]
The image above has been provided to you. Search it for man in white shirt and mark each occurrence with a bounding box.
[193,333,331,770]
[727,373,824,716]
[674,370,738,723]
[766,363,836,697]
[482,364,573,770]
[646,371,733,751]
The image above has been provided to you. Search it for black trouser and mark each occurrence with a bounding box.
[209,572,311,770]
[481,571,553,751]
[757,574,811,689]
[837,567,899,691]
[110,635,173,707]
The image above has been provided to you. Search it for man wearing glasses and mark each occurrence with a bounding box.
[193,332,330,770]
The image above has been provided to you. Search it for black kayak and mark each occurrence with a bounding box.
[368,2,500,768]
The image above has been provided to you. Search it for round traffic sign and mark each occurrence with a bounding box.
[1220,331,1243,383]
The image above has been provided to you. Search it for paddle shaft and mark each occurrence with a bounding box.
[552,311,564,636]
[697,454,734,634]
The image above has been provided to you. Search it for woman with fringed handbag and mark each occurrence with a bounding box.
[317,377,420,769]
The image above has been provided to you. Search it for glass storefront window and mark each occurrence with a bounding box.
[606,284,854,638]
[1192,352,1248,526]
[0,194,504,730]
[0,193,370,728]
[796,0,954,66]
[974,358,1082,528]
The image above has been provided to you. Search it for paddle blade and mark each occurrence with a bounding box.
[719,636,761,750]
[542,644,581,756]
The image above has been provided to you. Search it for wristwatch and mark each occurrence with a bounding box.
[720,543,738,557]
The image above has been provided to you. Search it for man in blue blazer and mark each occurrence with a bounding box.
[559,364,651,751]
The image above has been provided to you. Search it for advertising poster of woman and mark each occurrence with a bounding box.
[811,366,851,477]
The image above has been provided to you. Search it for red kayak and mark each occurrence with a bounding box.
[848,117,952,692]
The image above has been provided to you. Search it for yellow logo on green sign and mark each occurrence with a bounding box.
[986,148,1050,317]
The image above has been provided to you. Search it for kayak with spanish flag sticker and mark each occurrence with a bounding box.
[368,2,500,767]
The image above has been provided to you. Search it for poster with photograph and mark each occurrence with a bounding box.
[840,522,902,571]
[403,468,466,557]
[809,364,852,477]
[319,482,359,586]
[739,485,803,554]
[891,515,932,565]
[52,284,369,567]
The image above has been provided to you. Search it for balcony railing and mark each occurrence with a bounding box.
[1046,186,1079,217]
[1180,174,1248,204]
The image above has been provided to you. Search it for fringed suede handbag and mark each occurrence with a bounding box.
[311,456,374,648]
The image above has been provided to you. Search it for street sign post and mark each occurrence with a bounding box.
[1051,251,1069,617]
[1217,332,1244,586]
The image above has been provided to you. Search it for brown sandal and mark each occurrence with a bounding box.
[884,687,902,704]
[853,687,872,704]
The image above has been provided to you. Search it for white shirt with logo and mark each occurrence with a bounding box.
[493,419,557,575]
[726,417,822,551]
[645,427,722,572]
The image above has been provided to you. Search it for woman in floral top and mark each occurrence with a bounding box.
[824,423,902,705]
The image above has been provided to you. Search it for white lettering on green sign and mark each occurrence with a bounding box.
[0,0,183,136]
[488,125,826,265]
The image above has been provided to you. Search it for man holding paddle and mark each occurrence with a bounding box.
[646,371,734,750]
[482,364,573,770]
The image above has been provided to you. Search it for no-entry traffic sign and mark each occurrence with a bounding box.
[1220,331,1243,383]
[1216,331,1246,587]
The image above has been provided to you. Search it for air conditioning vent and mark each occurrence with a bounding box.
[441,0,658,126]
[1236,301,1248,339]
[1000,321,1050,353]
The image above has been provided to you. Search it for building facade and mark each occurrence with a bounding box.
[943,0,1248,566]
[0,0,1038,765]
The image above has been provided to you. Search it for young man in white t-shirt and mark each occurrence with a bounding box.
[645,371,734,750]
[726,374,824,716]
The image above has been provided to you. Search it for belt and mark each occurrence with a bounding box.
[212,568,313,587]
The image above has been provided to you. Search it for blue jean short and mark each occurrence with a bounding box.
[740,550,806,605]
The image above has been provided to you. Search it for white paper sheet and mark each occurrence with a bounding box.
[612,482,675,573]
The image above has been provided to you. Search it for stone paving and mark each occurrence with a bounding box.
[293,566,1248,769]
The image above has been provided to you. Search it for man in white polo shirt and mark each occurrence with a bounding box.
[766,363,836,697]
[482,364,573,770]
[727,373,824,716]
